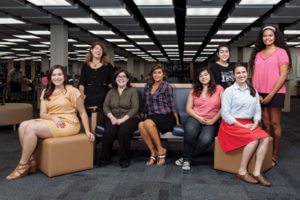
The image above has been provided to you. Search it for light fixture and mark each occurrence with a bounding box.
[92,8,130,16]
[26,30,50,35]
[41,42,51,45]
[239,0,280,5]
[0,45,7,47]
[13,35,40,39]
[133,0,172,6]
[284,30,300,35]
[286,42,300,45]
[167,52,179,54]
[184,54,195,56]
[11,48,30,51]
[17,54,31,56]
[75,50,88,53]
[203,48,217,51]
[125,49,140,51]
[73,44,91,47]
[186,8,221,16]
[0,18,24,24]
[128,35,149,39]
[210,39,231,42]
[30,44,49,47]
[151,53,163,55]
[0,42,17,45]
[168,55,179,57]
[148,50,161,53]
[31,52,46,54]
[145,18,175,24]
[206,44,219,47]
[184,51,197,53]
[164,49,178,51]
[64,17,98,24]
[216,30,242,35]
[153,31,176,35]
[162,44,178,47]
[201,52,214,55]
[185,42,202,45]
[27,0,71,6]
[3,39,28,42]
[137,42,154,45]
[68,39,77,42]
[225,17,258,24]
[106,39,127,42]
[89,30,115,35]
[117,44,135,47]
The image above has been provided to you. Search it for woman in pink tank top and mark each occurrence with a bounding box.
[249,25,292,167]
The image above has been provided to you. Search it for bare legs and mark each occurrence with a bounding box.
[262,107,282,166]
[6,120,52,180]
[138,119,166,165]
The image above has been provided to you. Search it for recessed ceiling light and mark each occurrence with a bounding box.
[203,48,217,51]
[0,42,17,45]
[89,30,115,35]
[13,35,40,39]
[128,35,149,39]
[64,17,98,24]
[132,52,146,54]
[151,53,163,55]
[239,0,280,5]
[30,44,49,47]
[148,50,161,53]
[92,8,130,16]
[198,57,208,59]
[137,42,154,45]
[73,44,91,47]
[186,8,221,16]
[145,18,175,24]
[216,30,242,35]
[225,17,258,24]
[286,42,300,45]
[75,50,88,53]
[41,42,51,45]
[3,39,28,42]
[201,52,214,55]
[162,44,178,47]
[17,54,31,56]
[106,39,127,42]
[0,18,24,24]
[125,49,140,51]
[210,39,231,42]
[31,52,46,54]
[0,45,8,47]
[184,42,202,45]
[184,51,197,53]
[133,0,172,5]
[11,48,30,51]
[184,54,195,56]
[206,44,219,47]
[284,30,300,35]
[164,49,178,51]
[168,55,179,57]
[153,31,176,35]
[0,56,17,59]
[117,44,135,47]
[27,0,71,6]
[68,39,77,42]
[26,30,50,35]
[167,52,179,54]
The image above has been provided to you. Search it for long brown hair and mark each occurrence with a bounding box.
[85,41,109,65]
[112,69,132,88]
[44,65,67,100]
[233,63,256,97]
[193,67,216,97]
[148,63,168,83]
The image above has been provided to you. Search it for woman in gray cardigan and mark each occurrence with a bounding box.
[98,69,139,168]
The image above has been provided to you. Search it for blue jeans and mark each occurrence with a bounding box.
[182,116,219,162]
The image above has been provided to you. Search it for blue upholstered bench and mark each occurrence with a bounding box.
[94,83,192,140]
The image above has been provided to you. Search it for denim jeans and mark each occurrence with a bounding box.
[182,116,219,162]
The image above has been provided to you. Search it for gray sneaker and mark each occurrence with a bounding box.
[175,157,184,166]
[182,161,191,171]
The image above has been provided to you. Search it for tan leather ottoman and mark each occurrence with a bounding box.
[35,133,94,177]
[214,136,273,174]
[0,103,33,126]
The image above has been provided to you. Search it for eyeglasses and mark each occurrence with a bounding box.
[116,75,127,79]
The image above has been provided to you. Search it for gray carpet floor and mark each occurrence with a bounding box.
[0,98,299,200]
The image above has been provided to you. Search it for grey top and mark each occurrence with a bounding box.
[103,87,139,119]
[221,82,261,125]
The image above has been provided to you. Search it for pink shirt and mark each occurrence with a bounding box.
[191,85,223,120]
[253,47,289,94]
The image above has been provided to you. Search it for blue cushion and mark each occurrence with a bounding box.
[95,125,104,136]
[172,125,184,137]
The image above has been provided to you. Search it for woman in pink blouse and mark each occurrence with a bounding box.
[249,25,292,167]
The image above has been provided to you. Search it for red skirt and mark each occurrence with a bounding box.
[217,119,269,152]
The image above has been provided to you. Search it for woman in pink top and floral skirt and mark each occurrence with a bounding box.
[249,25,292,167]
[175,67,223,170]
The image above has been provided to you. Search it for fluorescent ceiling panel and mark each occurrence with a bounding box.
[30,44,49,47]
[11,48,29,51]
[210,39,231,42]
[203,48,217,51]
[133,0,172,5]
[73,44,91,47]
[27,0,71,6]
[41,42,51,45]
[0,45,7,47]
[13,35,40,39]
[153,31,176,35]
[201,52,214,54]
[185,42,202,45]
[137,42,154,45]
[225,17,258,24]
[186,8,221,16]
[92,8,130,16]
[125,49,140,51]
[106,39,127,42]
[206,44,219,47]
[286,42,300,45]
[64,18,98,24]
[284,30,300,34]
[184,51,197,53]
[162,44,178,47]
[117,44,135,47]
[26,30,50,35]
[239,0,280,5]
[128,35,149,39]
[3,39,28,42]
[216,30,242,35]
[68,39,77,42]
[164,49,178,51]
[145,18,175,24]
[148,50,161,53]
[0,18,24,24]
[89,30,115,35]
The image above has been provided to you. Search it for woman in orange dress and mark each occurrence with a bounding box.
[6,65,94,180]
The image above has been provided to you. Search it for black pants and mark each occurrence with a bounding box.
[99,117,139,164]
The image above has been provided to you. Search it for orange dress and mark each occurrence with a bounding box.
[36,85,81,137]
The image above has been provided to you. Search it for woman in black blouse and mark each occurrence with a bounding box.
[79,41,113,109]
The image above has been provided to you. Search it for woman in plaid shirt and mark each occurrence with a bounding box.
[138,63,180,166]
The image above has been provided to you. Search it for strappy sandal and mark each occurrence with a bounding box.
[146,156,157,166]
[6,162,31,180]
[157,154,166,166]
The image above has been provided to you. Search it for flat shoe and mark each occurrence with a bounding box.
[236,172,258,184]
[253,174,271,186]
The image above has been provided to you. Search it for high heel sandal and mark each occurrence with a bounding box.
[157,154,166,166]
[6,162,31,180]
[146,156,157,166]
[29,157,37,173]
